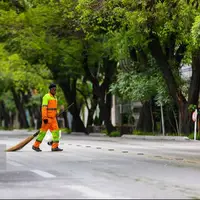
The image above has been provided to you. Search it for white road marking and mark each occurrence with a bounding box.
[30,170,56,178]
[62,185,113,199]
[7,160,23,167]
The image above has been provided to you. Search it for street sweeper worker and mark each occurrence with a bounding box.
[32,83,63,152]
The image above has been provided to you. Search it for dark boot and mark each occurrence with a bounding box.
[51,141,62,151]
[47,141,53,146]
[32,145,42,152]
[51,147,63,151]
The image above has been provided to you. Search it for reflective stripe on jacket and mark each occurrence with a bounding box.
[41,93,57,119]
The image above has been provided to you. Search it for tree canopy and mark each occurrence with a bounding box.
[0,0,200,135]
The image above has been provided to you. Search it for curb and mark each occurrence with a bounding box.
[68,132,107,137]
[66,132,192,141]
[121,135,190,141]
[88,133,107,137]
[0,130,195,142]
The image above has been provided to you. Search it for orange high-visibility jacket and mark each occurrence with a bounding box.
[41,93,57,119]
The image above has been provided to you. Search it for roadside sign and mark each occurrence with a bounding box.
[192,109,198,140]
[192,109,197,122]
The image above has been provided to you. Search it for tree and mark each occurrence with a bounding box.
[85,0,200,134]
[0,0,89,132]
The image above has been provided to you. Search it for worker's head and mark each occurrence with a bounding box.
[49,83,56,95]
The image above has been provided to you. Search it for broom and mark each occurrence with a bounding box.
[5,103,74,152]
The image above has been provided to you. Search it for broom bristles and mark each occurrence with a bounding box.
[5,130,40,152]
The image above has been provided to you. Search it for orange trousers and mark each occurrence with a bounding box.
[40,117,59,132]
[33,118,60,149]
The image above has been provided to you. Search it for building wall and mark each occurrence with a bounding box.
[111,95,142,127]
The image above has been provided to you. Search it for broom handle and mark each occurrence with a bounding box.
[57,102,74,118]
[33,102,74,137]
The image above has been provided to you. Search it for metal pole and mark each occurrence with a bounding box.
[160,102,165,136]
[194,120,197,140]
[194,109,197,140]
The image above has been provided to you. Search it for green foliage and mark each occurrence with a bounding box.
[101,129,108,134]
[60,128,72,134]
[0,0,86,115]
[188,104,197,112]
[188,133,200,140]
[191,15,200,47]
[110,68,170,105]
[0,126,13,130]
[109,131,121,137]
[132,130,156,136]
[165,132,184,136]
[101,129,120,137]
[0,0,200,134]
[0,91,16,112]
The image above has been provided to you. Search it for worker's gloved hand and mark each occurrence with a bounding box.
[43,119,48,124]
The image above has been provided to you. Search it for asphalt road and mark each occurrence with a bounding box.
[1,130,200,199]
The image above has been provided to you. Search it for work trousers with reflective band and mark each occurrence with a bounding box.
[33,117,60,149]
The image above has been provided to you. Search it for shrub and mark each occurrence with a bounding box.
[61,128,72,134]
[101,129,108,134]
[132,130,155,136]
[188,133,200,140]
[109,131,121,137]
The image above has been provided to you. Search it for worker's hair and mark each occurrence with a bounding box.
[49,83,56,89]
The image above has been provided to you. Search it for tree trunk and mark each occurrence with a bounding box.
[87,94,98,127]
[21,90,35,127]
[165,105,179,134]
[10,111,16,128]
[0,100,10,128]
[32,106,41,129]
[10,87,29,129]
[76,86,98,129]
[59,110,69,128]
[182,50,200,134]
[148,33,200,135]
[82,46,117,134]
[58,78,88,134]
[136,100,153,132]
[99,92,114,133]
